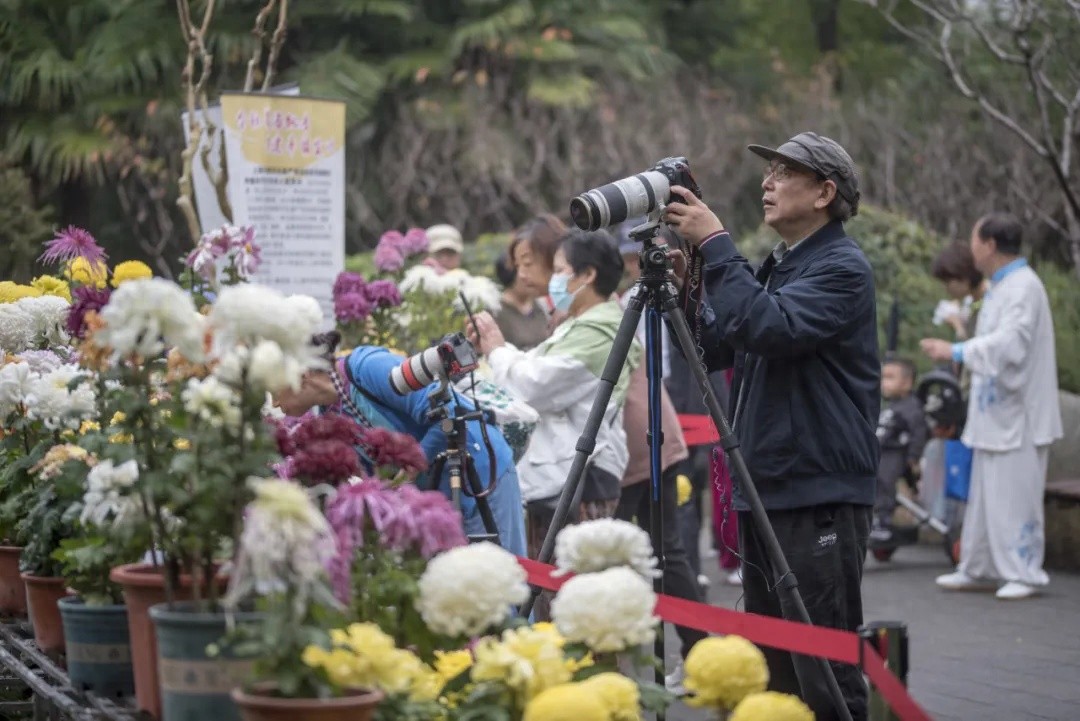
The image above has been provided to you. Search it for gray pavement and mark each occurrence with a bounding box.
[659,542,1080,721]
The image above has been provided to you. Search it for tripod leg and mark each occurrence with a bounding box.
[463,455,501,542]
[520,287,648,619]
[662,296,855,721]
[645,304,667,695]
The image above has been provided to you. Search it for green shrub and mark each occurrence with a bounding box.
[344,231,514,286]
[1040,264,1080,394]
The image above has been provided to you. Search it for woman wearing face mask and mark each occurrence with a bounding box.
[467,229,640,616]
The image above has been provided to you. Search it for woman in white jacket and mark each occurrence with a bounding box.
[468,230,640,600]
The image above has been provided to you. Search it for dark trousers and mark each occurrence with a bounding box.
[738,503,871,721]
[616,466,707,658]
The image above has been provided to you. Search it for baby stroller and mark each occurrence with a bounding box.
[869,368,966,563]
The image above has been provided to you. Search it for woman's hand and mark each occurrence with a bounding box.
[466,311,506,356]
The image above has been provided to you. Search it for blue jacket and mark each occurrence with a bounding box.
[342,346,517,519]
[690,220,880,510]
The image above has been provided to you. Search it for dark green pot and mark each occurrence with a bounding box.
[149,602,263,721]
[58,597,134,699]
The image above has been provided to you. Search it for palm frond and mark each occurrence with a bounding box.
[448,1,535,57]
[285,44,385,127]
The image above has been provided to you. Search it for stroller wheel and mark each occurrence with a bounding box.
[872,547,896,562]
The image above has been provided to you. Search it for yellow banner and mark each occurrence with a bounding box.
[220,94,345,170]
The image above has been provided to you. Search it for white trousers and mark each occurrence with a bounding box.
[959,440,1050,586]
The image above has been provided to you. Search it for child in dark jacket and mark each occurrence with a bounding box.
[871,357,928,541]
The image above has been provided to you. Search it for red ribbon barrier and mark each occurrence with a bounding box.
[678,413,719,447]
[517,557,932,721]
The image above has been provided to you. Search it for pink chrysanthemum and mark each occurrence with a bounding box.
[373,242,405,273]
[333,271,366,298]
[66,285,111,339]
[401,228,429,255]
[39,226,107,267]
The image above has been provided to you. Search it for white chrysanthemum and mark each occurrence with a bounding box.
[398,265,441,296]
[15,349,66,374]
[213,340,305,393]
[25,364,96,430]
[97,278,205,361]
[225,478,337,607]
[81,459,143,529]
[208,284,322,359]
[17,295,71,347]
[454,274,502,312]
[551,566,658,652]
[553,518,659,579]
[0,362,35,419]
[262,393,285,420]
[182,376,241,428]
[416,542,529,637]
[0,303,35,353]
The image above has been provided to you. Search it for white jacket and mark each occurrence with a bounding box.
[486,301,640,502]
[962,264,1063,451]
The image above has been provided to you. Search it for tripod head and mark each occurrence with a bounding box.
[627,210,681,294]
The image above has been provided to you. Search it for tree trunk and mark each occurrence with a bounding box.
[810,0,841,91]
[1066,206,1080,281]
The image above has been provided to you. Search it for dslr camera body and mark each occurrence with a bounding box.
[389,332,480,395]
[570,156,702,231]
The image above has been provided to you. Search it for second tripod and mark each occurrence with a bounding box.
[425,380,500,545]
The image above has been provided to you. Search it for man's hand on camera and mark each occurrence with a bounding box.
[920,338,953,362]
[466,311,506,356]
[666,248,688,289]
[663,186,724,246]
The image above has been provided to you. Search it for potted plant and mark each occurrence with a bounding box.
[220,478,387,721]
[83,270,325,720]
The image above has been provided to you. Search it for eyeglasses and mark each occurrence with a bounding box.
[762,162,798,182]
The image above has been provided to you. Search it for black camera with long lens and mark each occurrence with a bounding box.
[569,157,702,231]
[389,332,480,395]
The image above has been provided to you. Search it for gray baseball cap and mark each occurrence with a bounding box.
[748,132,860,213]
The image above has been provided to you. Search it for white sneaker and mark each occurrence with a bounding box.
[935,570,996,591]
[664,662,685,695]
[726,568,743,586]
[696,573,711,588]
[996,581,1038,600]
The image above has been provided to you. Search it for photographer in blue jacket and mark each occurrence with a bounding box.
[663,133,880,721]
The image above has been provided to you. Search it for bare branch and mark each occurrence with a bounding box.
[244,0,277,92]
[262,1,289,92]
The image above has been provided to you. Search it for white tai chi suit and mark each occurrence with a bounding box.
[955,259,1063,586]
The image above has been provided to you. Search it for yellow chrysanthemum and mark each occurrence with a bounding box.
[79,420,101,435]
[0,281,43,303]
[472,626,573,702]
[434,649,473,683]
[730,692,815,721]
[64,257,108,289]
[684,636,769,710]
[579,673,641,721]
[110,260,153,287]
[30,444,93,480]
[109,412,126,426]
[304,623,427,695]
[173,438,191,451]
[676,474,692,506]
[30,275,72,301]
[523,683,608,721]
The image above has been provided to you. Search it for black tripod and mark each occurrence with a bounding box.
[425,380,500,545]
[519,219,853,721]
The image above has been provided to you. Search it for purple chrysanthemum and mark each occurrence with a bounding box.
[401,228,429,255]
[360,426,428,474]
[393,484,467,558]
[363,279,402,308]
[333,271,366,299]
[373,242,405,273]
[39,226,108,267]
[334,291,374,323]
[66,285,112,339]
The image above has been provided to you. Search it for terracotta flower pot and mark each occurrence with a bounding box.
[231,684,383,721]
[110,563,228,719]
[21,574,71,655]
[0,546,27,616]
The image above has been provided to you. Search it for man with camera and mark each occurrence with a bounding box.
[663,132,879,721]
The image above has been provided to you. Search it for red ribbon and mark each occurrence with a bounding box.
[517,557,931,721]
[678,413,719,447]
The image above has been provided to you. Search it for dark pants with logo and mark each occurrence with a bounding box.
[738,503,871,721]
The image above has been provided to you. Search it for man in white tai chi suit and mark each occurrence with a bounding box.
[921,212,1063,600]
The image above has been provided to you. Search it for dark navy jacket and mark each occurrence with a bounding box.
[689,220,880,510]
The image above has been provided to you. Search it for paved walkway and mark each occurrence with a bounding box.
[661,543,1080,720]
